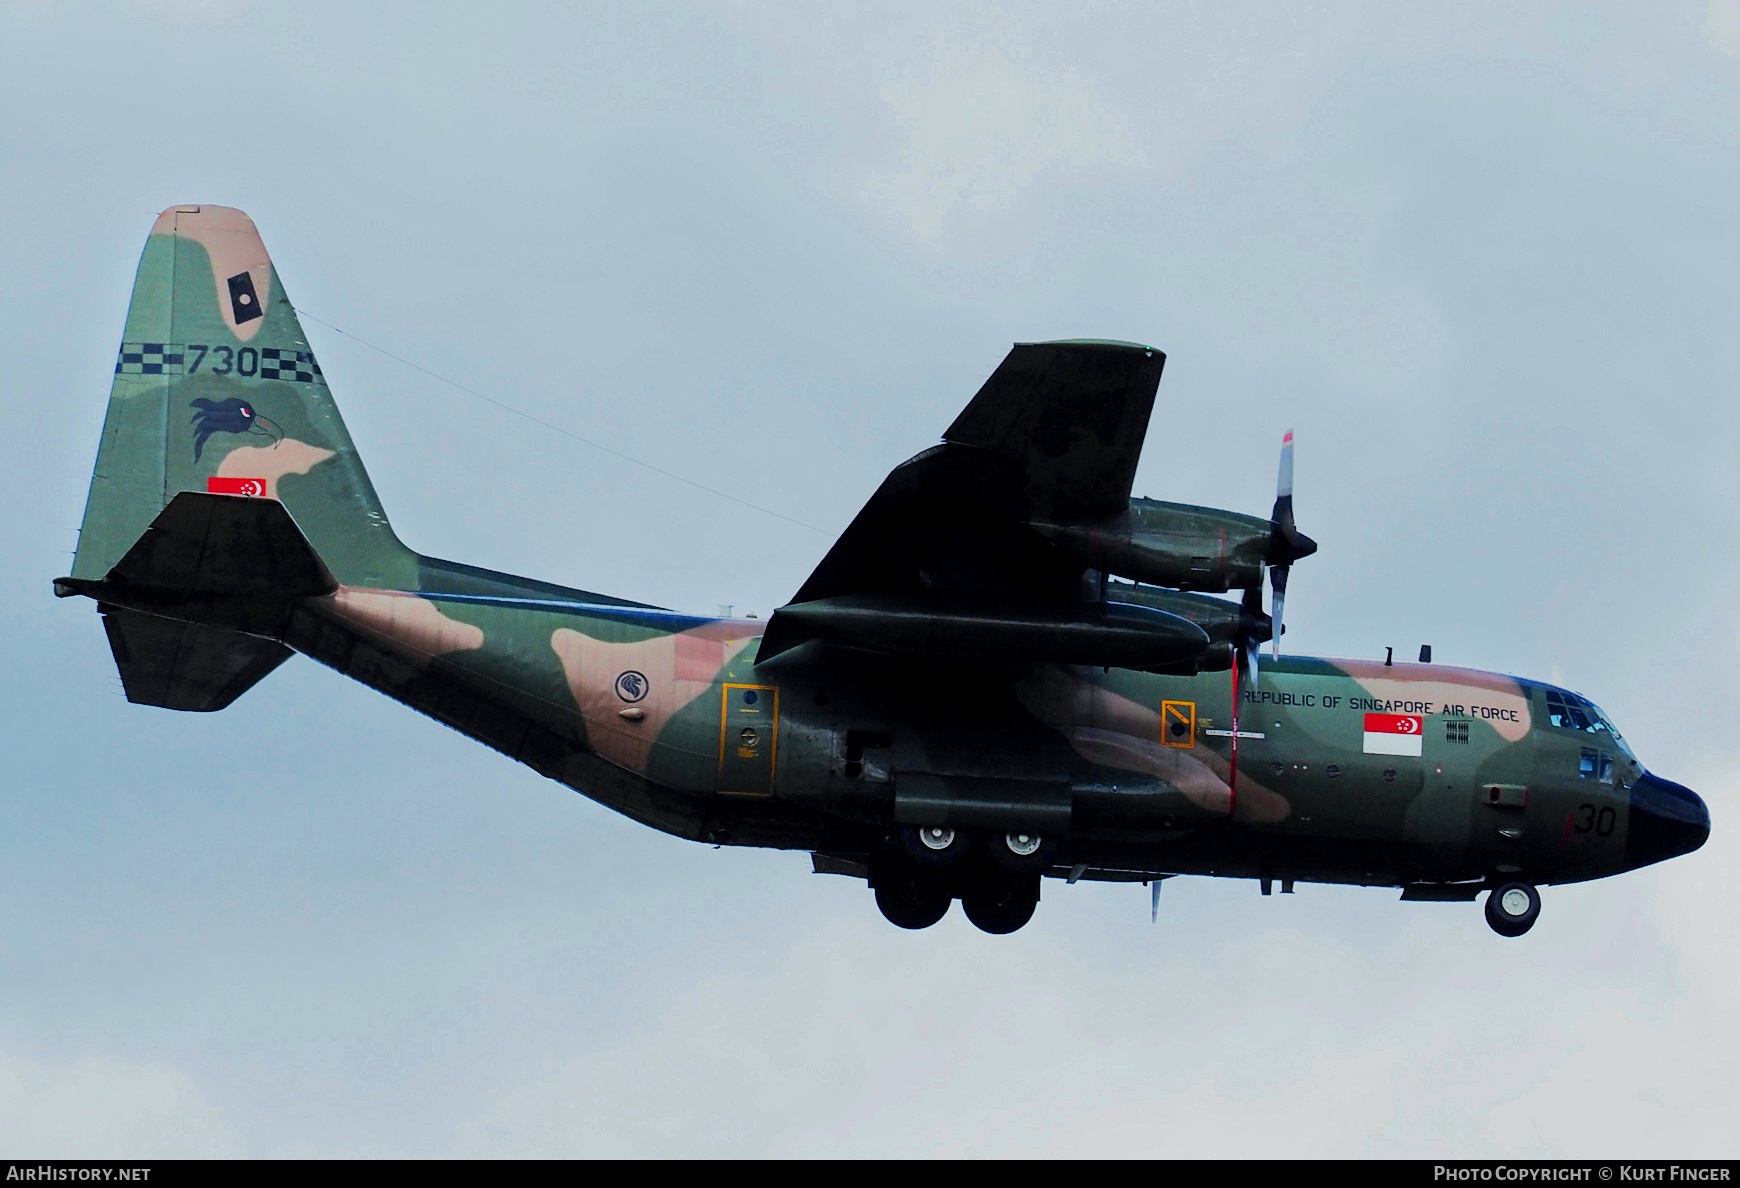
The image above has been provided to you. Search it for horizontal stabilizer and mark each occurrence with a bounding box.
[106,490,335,599]
[101,607,293,711]
[57,493,335,707]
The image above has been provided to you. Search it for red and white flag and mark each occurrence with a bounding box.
[1363,713,1423,756]
[207,477,267,497]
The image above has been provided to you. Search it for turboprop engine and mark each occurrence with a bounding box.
[1101,580,1271,674]
[1031,499,1279,593]
[1031,431,1317,669]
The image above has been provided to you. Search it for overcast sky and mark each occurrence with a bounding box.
[2,0,1736,1157]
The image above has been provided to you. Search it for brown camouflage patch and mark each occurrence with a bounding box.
[151,205,274,342]
[1334,660,1532,743]
[550,623,760,775]
[213,438,334,498]
[325,588,485,658]
[1014,667,1291,823]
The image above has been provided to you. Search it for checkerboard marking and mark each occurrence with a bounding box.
[258,348,324,384]
[112,343,326,384]
[115,343,185,375]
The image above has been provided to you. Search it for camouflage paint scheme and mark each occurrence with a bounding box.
[60,207,1709,934]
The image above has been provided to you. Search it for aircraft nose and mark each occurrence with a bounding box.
[1623,771,1711,871]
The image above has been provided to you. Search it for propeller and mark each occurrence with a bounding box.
[1228,434,1311,808]
[1237,582,1268,687]
[1266,430,1317,659]
[1228,581,1272,811]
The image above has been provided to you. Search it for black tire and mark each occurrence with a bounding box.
[1485,881,1541,937]
[875,880,951,930]
[899,824,970,870]
[983,830,1061,875]
[960,881,1040,935]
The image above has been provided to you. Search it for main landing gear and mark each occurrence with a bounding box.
[873,828,1052,934]
[1484,880,1541,937]
[960,882,1040,934]
[874,878,952,930]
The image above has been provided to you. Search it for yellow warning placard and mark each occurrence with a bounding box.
[1161,700,1196,748]
[718,683,779,796]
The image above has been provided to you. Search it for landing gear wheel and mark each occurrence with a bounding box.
[1484,881,1541,937]
[899,824,969,869]
[960,881,1040,935]
[984,831,1060,875]
[875,880,951,930]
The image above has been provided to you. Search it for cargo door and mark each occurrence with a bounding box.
[718,683,778,796]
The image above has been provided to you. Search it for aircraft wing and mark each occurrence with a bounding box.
[788,340,1164,606]
[759,341,1165,663]
[939,339,1164,521]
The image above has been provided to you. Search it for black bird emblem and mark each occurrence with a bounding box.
[189,398,280,460]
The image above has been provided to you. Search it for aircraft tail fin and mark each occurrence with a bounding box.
[71,204,416,591]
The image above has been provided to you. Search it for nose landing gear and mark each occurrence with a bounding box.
[1484,880,1541,937]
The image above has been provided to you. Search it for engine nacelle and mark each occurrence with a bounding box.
[1102,581,1270,673]
[1032,499,1275,593]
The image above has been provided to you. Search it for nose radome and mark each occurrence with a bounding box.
[1624,772,1711,871]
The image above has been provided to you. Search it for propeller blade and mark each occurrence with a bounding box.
[1271,563,1289,660]
[1240,583,1265,686]
[1268,429,1316,565]
[1270,430,1295,545]
[1267,431,1306,659]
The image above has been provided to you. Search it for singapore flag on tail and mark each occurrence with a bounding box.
[1364,713,1424,756]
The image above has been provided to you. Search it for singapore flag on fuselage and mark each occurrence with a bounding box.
[1363,713,1424,756]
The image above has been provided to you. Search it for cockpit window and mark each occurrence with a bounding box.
[1578,747,1619,783]
[1546,690,1594,731]
[1544,689,1636,759]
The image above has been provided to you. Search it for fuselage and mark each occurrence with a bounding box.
[298,574,1708,891]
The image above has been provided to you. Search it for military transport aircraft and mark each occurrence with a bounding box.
[58,205,1710,937]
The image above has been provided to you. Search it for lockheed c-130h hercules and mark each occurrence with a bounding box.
[59,205,1710,937]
